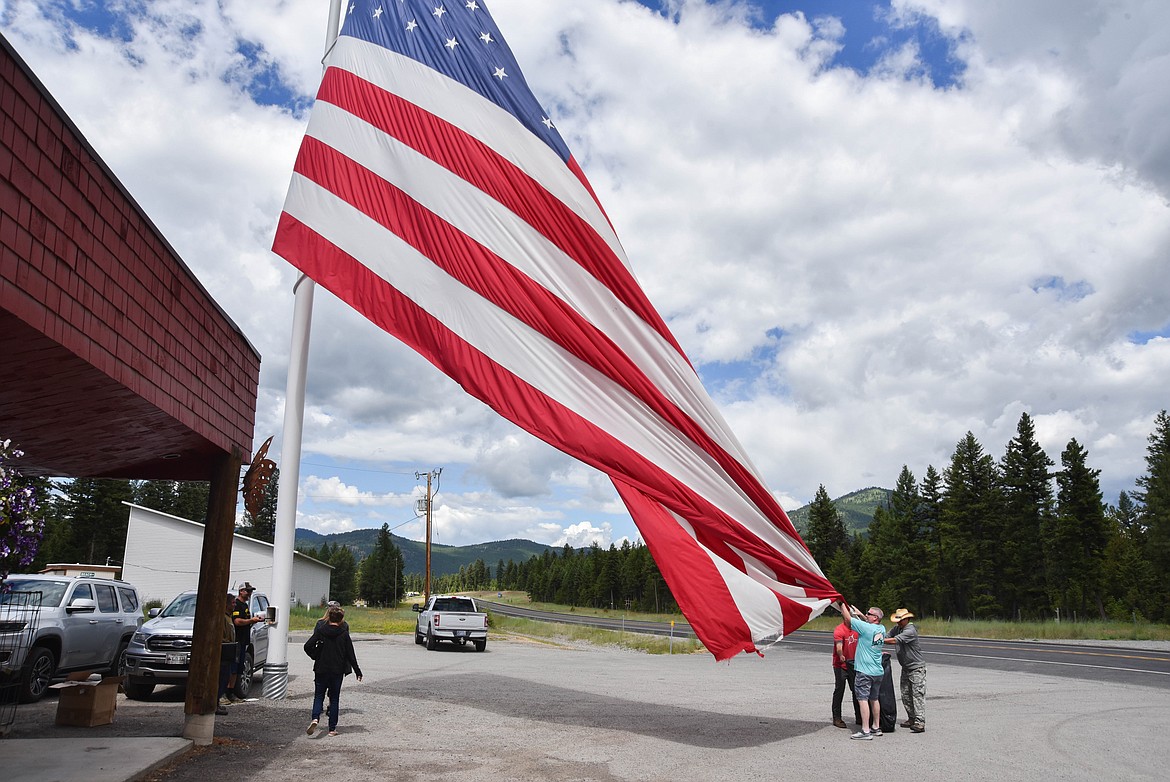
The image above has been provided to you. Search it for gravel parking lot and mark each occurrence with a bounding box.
[5,632,1166,781]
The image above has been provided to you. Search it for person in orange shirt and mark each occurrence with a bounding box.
[832,611,861,728]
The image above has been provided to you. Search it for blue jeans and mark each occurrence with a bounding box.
[312,673,344,730]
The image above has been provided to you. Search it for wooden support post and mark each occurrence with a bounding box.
[183,445,243,743]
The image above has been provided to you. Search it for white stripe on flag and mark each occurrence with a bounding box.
[282,173,823,575]
[326,36,625,266]
[304,99,765,495]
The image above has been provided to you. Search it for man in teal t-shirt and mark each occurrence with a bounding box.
[838,602,886,740]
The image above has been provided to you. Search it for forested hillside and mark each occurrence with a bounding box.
[5,410,1168,624]
[787,486,890,536]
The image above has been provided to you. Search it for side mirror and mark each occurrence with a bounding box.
[66,598,97,614]
[411,603,422,612]
[148,607,161,618]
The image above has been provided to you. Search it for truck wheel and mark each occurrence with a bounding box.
[414,627,424,645]
[474,639,486,652]
[106,639,130,677]
[123,678,156,700]
[425,630,437,650]
[18,646,56,703]
[233,650,254,698]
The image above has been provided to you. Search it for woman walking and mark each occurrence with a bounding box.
[305,605,362,736]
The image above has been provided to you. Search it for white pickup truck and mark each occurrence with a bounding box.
[413,595,487,652]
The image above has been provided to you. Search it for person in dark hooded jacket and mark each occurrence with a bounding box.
[305,606,362,736]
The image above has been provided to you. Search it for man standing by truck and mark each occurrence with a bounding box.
[227,582,264,700]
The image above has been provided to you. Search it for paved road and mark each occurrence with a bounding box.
[483,601,1170,688]
[6,631,1168,782]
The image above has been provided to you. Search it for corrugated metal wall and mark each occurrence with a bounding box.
[121,504,332,607]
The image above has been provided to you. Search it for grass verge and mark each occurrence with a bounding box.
[489,614,704,655]
[289,593,1170,648]
[803,612,1170,641]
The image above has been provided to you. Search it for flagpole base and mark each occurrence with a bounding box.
[262,661,289,700]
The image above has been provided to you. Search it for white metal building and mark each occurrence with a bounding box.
[120,502,332,607]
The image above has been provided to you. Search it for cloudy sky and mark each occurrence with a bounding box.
[3,0,1167,549]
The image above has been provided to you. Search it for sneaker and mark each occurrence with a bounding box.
[307,719,318,735]
[218,696,231,706]
[872,729,883,737]
[227,694,241,703]
[833,719,848,729]
[215,705,228,716]
[850,731,872,741]
[328,730,339,737]
[911,724,925,733]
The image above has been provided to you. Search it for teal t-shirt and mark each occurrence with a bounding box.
[850,617,886,677]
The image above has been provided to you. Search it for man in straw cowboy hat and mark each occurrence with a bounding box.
[884,608,926,732]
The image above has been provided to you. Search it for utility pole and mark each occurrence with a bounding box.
[416,468,441,601]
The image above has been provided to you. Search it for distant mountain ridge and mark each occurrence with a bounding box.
[297,486,889,575]
[295,528,554,577]
[786,486,891,537]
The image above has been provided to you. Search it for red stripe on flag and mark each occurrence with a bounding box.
[315,67,683,357]
[272,214,837,649]
[293,128,808,548]
[614,480,759,660]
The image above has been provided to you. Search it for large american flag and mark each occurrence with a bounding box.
[272,0,840,660]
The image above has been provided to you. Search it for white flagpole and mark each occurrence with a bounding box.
[263,0,343,701]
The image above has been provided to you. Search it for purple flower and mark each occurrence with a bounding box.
[1,440,45,582]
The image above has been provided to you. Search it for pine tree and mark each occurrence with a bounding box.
[1050,439,1108,619]
[1101,507,1158,621]
[46,478,135,566]
[999,412,1055,618]
[805,484,847,566]
[134,480,177,513]
[172,481,210,523]
[358,524,403,606]
[889,466,933,615]
[919,465,944,616]
[329,545,357,605]
[1111,491,1143,541]
[860,504,905,608]
[940,432,1002,618]
[1134,410,1170,614]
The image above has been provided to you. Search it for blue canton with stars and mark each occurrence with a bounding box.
[339,0,571,163]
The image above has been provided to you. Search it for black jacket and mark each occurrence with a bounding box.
[308,622,362,678]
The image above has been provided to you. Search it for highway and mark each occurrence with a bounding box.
[482,600,1170,689]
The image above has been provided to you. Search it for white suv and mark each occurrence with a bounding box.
[0,574,144,702]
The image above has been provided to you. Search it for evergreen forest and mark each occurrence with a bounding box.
[4,410,1169,623]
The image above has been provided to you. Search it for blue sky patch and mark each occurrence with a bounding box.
[1031,275,1094,302]
[1127,327,1170,345]
[232,40,307,110]
[636,0,965,88]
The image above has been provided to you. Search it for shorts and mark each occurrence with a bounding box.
[854,672,883,701]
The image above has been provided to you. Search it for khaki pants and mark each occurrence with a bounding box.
[900,665,926,726]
